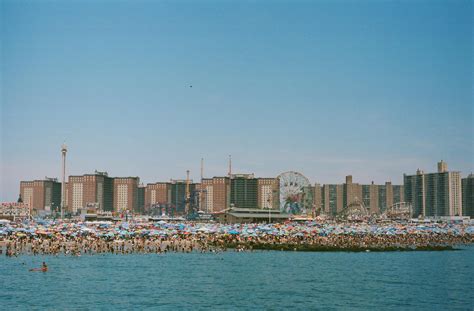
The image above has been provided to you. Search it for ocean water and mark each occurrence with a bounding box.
[1,247,473,310]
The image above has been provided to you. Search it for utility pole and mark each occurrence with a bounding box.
[61,143,67,220]
[268,198,271,224]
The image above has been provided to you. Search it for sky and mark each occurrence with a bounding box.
[0,0,472,201]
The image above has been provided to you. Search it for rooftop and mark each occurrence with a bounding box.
[227,212,290,219]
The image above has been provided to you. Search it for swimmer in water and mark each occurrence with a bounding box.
[30,262,48,272]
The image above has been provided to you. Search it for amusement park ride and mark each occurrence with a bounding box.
[277,171,314,216]
[337,200,413,220]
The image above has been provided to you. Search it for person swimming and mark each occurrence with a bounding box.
[30,262,48,272]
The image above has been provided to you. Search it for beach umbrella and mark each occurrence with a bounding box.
[148,230,159,236]
[197,227,210,233]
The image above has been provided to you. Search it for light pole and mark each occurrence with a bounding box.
[61,143,67,220]
[267,190,276,224]
[268,204,271,224]
[266,196,271,224]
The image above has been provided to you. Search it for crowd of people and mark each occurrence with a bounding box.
[1,219,473,256]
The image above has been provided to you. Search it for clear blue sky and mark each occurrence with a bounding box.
[1,0,472,201]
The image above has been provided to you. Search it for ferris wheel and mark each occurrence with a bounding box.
[277,171,313,215]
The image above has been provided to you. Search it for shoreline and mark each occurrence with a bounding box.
[222,243,465,252]
[3,240,471,257]
[1,244,468,257]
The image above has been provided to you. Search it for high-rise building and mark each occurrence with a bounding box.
[313,183,323,212]
[321,184,343,216]
[68,171,114,213]
[230,174,258,209]
[137,185,145,214]
[210,177,230,213]
[462,174,474,217]
[438,160,448,173]
[145,182,170,211]
[113,177,139,212]
[257,178,279,210]
[362,182,380,214]
[343,175,362,208]
[20,178,62,211]
[201,178,214,213]
[393,185,404,206]
[404,161,462,217]
[378,184,388,213]
[404,169,425,217]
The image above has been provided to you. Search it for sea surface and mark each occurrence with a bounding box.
[1,247,473,310]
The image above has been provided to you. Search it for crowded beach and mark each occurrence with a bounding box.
[1,219,473,256]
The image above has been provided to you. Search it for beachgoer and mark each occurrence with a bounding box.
[29,261,48,272]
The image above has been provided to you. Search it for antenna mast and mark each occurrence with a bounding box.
[201,158,204,181]
[200,158,204,212]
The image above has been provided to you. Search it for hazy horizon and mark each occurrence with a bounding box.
[1,0,473,201]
